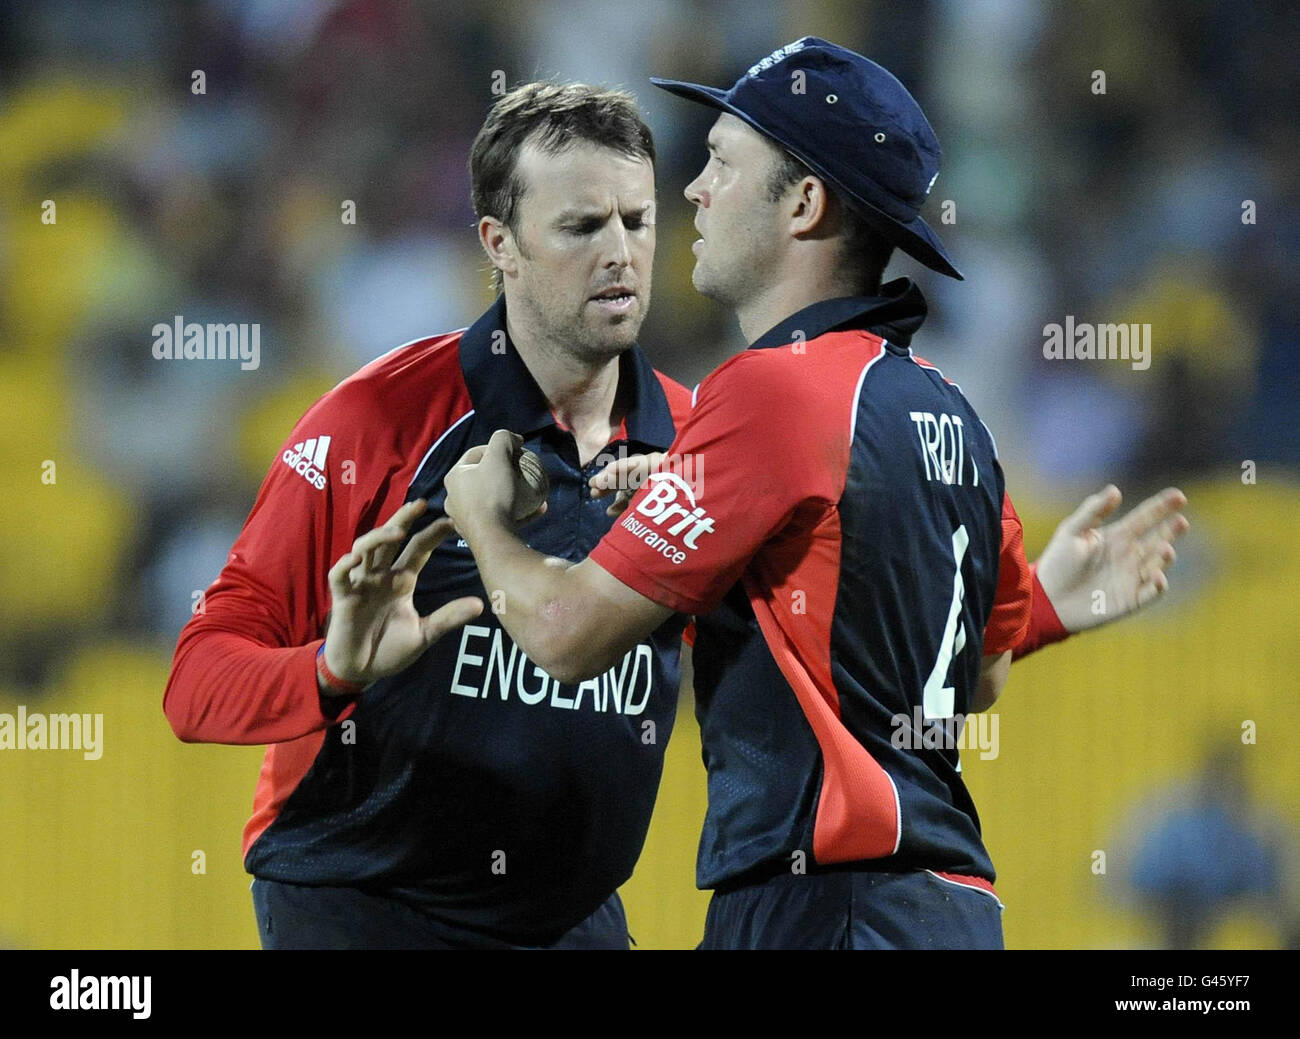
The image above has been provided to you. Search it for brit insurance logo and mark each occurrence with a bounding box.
[282,435,330,490]
[619,471,715,565]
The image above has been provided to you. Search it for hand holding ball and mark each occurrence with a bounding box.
[512,449,549,523]
[443,431,549,531]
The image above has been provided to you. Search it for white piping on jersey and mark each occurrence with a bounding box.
[907,348,999,459]
[849,340,891,442]
[691,383,700,408]
[410,408,476,489]
[907,346,967,397]
[924,868,1005,909]
[887,771,903,856]
[848,340,905,857]
[980,420,999,461]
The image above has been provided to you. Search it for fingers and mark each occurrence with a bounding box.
[1137,535,1177,579]
[328,500,435,591]
[1120,490,1189,615]
[456,444,488,468]
[605,489,635,517]
[1116,487,1188,540]
[328,547,363,595]
[1134,569,1170,610]
[419,595,484,647]
[1059,484,1122,537]
[393,515,458,572]
[589,452,663,497]
[485,428,523,465]
[350,499,429,576]
[452,433,520,474]
[1136,511,1191,557]
[1131,523,1182,609]
[376,498,429,533]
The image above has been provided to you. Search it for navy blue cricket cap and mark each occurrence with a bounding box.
[651,37,963,280]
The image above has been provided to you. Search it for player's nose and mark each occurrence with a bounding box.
[684,170,707,207]
[601,219,633,267]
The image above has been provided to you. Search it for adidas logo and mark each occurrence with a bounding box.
[282,435,330,490]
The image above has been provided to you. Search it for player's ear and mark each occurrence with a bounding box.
[478,215,518,280]
[788,175,832,238]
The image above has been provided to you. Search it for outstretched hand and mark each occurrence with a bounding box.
[322,499,483,689]
[1035,485,1189,633]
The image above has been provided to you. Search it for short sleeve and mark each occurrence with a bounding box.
[982,490,1033,654]
[590,353,834,615]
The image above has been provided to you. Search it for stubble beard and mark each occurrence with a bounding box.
[530,288,647,367]
[692,250,745,310]
[572,276,651,363]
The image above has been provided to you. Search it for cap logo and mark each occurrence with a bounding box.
[746,38,806,78]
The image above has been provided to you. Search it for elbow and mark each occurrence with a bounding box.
[971,650,1012,713]
[163,692,200,743]
[529,625,611,686]
[524,596,612,685]
[162,670,207,744]
[535,638,603,687]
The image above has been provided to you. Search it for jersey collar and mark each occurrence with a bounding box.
[458,295,677,451]
[747,277,928,352]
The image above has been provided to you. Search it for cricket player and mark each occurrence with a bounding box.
[163,83,694,949]
[443,39,1188,949]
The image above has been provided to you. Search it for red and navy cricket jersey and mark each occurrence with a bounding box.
[590,278,1033,892]
[163,296,692,943]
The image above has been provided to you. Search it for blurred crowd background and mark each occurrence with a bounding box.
[1,0,1297,949]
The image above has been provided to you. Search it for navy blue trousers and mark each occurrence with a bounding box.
[252,878,630,950]
[700,868,1005,950]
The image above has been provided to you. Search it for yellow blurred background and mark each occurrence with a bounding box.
[2,480,1296,948]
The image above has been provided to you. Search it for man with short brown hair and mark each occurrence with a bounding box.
[163,82,692,949]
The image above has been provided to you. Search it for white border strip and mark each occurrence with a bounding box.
[925,868,1005,909]
[849,342,890,443]
[410,408,476,490]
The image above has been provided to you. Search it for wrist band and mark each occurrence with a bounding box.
[316,643,368,695]
[1011,563,1071,662]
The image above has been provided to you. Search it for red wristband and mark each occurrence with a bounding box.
[1011,564,1071,661]
[316,643,368,695]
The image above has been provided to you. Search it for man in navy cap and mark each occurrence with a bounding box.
[443,39,1188,948]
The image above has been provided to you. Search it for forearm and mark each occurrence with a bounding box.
[164,627,356,744]
[461,515,606,682]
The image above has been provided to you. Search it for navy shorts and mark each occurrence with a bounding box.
[251,878,630,950]
[700,868,1004,950]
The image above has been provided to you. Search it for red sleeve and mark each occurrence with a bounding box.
[1011,564,1071,660]
[163,382,390,744]
[591,352,838,615]
[982,490,1034,655]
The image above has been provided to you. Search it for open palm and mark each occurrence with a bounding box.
[322,499,483,686]
[1035,485,1189,633]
